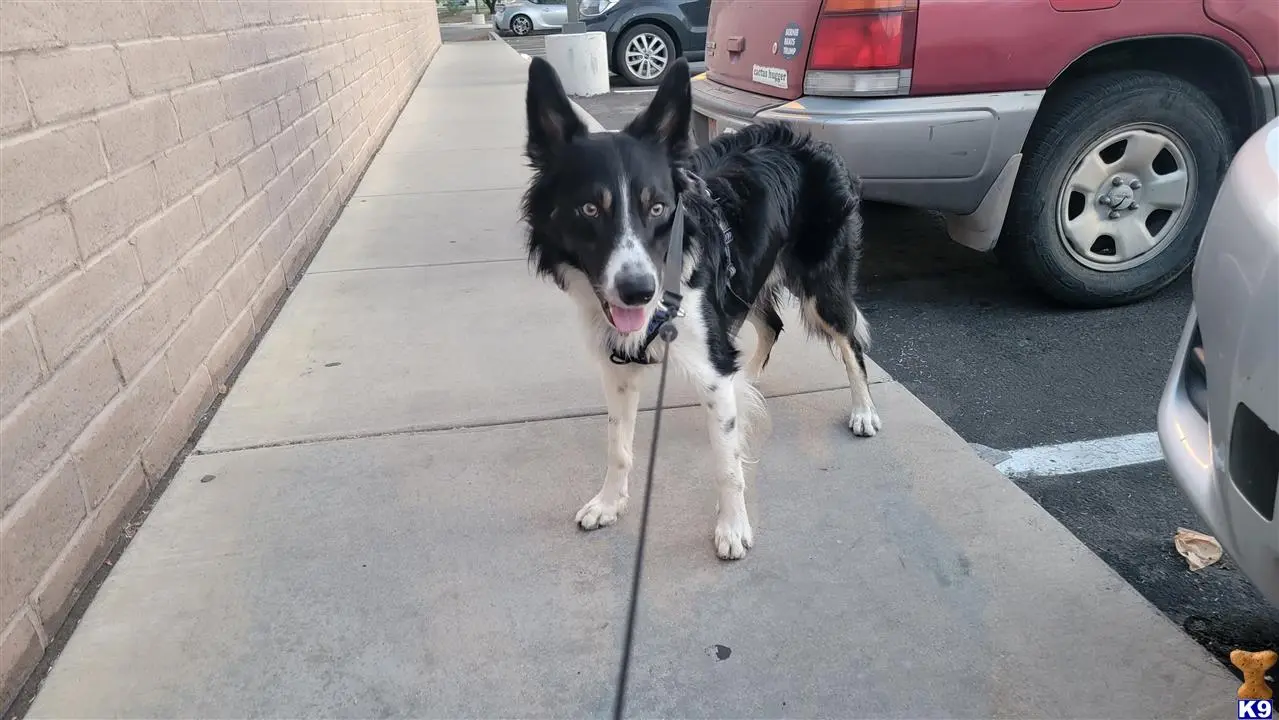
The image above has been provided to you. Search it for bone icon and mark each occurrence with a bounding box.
[1231,649,1278,700]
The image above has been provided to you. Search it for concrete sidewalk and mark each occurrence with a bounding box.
[27,41,1235,719]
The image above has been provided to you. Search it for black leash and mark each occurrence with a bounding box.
[612,200,686,720]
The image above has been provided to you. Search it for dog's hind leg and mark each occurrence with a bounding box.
[802,296,882,437]
[576,361,641,530]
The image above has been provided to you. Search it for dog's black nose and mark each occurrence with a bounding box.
[616,272,656,306]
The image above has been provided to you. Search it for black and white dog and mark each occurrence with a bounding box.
[521,56,880,560]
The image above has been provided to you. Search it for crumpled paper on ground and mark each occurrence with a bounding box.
[1174,527,1223,571]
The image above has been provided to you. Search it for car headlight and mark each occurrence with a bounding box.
[580,0,619,16]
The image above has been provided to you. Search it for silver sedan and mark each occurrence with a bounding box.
[493,0,566,36]
[1158,115,1279,606]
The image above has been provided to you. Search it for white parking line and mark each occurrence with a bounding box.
[994,431,1164,478]
[612,87,657,95]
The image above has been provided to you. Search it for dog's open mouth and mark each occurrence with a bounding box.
[607,304,648,334]
[598,296,649,334]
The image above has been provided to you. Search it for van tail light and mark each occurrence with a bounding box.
[804,0,918,97]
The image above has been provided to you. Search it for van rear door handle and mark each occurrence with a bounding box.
[725,36,745,52]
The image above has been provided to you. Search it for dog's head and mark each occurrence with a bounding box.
[522,55,692,335]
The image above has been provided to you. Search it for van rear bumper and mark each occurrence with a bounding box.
[691,74,1042,215]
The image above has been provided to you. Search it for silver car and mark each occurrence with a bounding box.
[1158,115,1279,606]
[493,0,566,36]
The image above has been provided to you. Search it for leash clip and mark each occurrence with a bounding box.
[656,296,681,343]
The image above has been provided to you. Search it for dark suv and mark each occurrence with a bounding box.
[581,0,709,86]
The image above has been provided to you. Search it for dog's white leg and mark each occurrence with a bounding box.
[698,375,753,560]
[576,361,641,530]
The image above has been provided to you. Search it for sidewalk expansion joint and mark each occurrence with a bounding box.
[307,257,528,275]
[352,185,529,199]
[193,379,894,457]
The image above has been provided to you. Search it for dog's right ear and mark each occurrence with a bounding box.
[526,57,586,167]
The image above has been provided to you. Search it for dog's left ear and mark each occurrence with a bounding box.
[624,58,692,159]
[526,56,588,167]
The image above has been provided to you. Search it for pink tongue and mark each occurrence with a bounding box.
[609,305,647,334]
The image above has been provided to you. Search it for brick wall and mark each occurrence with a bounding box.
[0,1,441,706]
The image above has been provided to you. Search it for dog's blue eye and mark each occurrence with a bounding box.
[581,203,599,217]
[650,203,665,217]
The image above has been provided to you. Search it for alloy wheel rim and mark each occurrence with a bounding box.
[512,16,530,34]
[1055,123,1196,272]
[625,32,668,80]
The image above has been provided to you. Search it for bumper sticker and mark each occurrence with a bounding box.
[751,64,788,89]
[780,22,802,61]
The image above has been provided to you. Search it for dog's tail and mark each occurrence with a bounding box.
[852,304,872,350]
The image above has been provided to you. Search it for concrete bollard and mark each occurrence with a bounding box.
[544,32,610,98]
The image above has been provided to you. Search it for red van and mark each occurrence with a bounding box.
[692,0,1278,307]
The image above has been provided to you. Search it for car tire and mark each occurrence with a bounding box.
[997,70,1232,308]
[510,14,532,36]
[615,23,676,87]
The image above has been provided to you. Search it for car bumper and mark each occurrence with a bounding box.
[1157,119,1279,607]
[690,75,1041,214]
[492,14,509,31]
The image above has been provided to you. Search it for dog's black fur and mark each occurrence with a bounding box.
[521,57,870,376]
[521,55,879,559]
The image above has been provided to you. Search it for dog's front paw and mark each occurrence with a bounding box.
[714,511,753,560]
[575,493,628,530]
[848,405,882,437]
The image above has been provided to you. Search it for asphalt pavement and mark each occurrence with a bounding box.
[440,22,493,43]
[570,86,1279,671]
[499,31,552,58]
